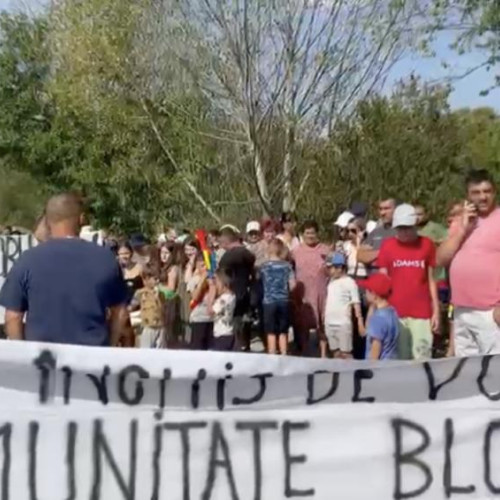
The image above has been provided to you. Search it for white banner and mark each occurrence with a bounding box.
[0,341,499,499]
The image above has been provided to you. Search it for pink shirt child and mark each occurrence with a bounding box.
[449,207,500,310]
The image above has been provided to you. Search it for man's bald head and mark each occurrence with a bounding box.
[45,193,84,234]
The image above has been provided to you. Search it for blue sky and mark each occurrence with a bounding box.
[2,0,499,111]
[389,30,500,111]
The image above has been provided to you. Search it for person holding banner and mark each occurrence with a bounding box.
[0,193,129,346]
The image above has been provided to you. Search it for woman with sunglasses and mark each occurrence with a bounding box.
[277,212,300,251]
[341,216,370,360]
[342,217,368,280]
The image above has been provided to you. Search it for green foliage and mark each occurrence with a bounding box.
[0,13,53,177]
[300,78,484,225]
[1,9,500,235]
[430,0,500,92]
[454,107,500,172]
[0,161,47,228]
[0,12,60,225]
[48,0,230,234]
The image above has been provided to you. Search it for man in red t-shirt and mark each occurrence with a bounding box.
[377,204,440,360]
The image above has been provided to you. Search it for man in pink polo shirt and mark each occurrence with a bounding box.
[437,169,500,356]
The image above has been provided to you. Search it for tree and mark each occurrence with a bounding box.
[49,0,227,233]
[454,106,500,174]
[429,0,500,92]
[4,4,500,235]
[165,0,422,214]
[304,78,467,226]
[0,12,58,225]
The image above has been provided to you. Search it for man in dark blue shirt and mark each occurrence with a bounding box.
[0,193,128,346]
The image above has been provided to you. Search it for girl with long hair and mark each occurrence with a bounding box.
[155,241,183,347]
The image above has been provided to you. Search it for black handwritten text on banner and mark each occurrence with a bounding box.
[0,341,499,499]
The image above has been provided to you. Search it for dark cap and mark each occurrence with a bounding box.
[350,201,368,218]
[129,233,149,249]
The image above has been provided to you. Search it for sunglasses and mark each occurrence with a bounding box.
[347,228,358,234]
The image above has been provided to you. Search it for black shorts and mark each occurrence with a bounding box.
[190,322,213,351]
[211,335,235,351]
[262,301,290,334]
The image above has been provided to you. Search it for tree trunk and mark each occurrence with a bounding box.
[248,133,271,215]
[282,123,295,213]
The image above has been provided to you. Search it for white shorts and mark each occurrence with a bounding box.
[454,307,500,357]
[325,323,352,352]
[140,326,164,349]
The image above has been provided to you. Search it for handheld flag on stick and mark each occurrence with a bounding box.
[189,229,215,311]
[195,229,215,278]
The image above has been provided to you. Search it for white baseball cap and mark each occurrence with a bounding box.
[392,204,417,228]
[246,221,261,233]
[334,211,354,229]
[366,220,378,234]
[220,224,240,234]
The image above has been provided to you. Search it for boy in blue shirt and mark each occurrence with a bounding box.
[358,274,399,360]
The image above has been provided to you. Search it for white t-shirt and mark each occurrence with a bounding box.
[187,275,211,323]
[212,292,236,337]
[277,234,301,251]
[324,276,360,325]
[342,241,367,278]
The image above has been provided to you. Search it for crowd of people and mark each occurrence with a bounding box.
[0,168,499,361]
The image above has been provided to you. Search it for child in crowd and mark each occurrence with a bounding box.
[187,252,213,350]
[324,253,364,358]
[208,268,236,351]
[260,238,296,354]
[358,273,399,360]
[129,264,166,348]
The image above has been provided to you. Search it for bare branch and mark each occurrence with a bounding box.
[140,98,222,224]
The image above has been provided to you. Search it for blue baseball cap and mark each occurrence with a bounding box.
[327,252,346,267]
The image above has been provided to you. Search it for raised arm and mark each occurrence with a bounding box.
[436,231,467,268]
[191,275,208,303]
[437,203,476,267]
